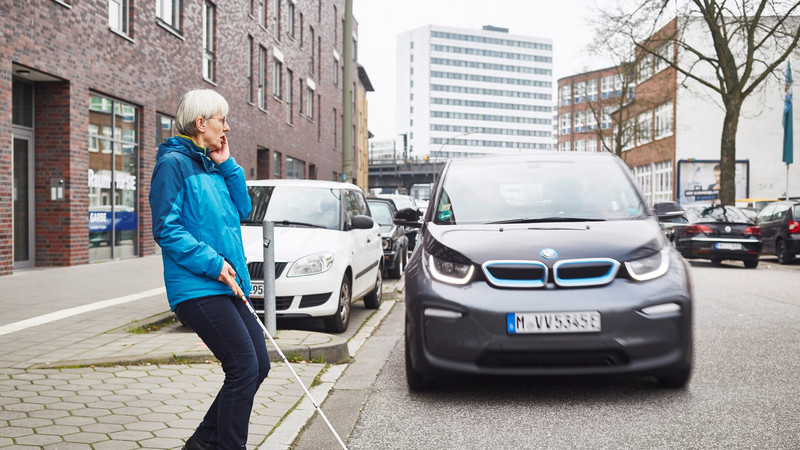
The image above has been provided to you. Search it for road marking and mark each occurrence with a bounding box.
[0,287,166,336]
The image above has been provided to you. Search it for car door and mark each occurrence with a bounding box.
[756,204,778,253]
[344,190,381,297]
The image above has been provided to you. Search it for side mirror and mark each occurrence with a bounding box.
[394,207,422,228]
[350,214,374,230]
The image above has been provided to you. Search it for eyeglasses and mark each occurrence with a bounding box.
[207,116,227,126]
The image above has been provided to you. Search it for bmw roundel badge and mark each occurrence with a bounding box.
[540,248,558,260]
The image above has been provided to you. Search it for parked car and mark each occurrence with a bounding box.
[375,193,421,251]
[674,204,762,268]
[366,197,408,279]
[241,180,384,333]
[398,152,693,391]
[756,200,800,264]
[653,201,688,243]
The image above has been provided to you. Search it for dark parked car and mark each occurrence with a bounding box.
[675,204,762,268]
[398,152,693,391]
[756,200,800,264]
[653,201,688,242]
[376,194,422,251]
[367,198,408,279]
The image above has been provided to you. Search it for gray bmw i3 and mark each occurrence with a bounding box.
[399,151,693,391]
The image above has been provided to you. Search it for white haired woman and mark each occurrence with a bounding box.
[150,89,270,450]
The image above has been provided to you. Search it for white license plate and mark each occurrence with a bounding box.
[250,282,264,298]
[715,242,742,250]
[507,311,601,334]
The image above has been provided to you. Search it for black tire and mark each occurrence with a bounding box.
[405,338,434,391]
[743,258,759,269]
[655,365,691,388]
[323,276,351,333]
[776,239,794,264]
[363,266,383,309]
[388,247,406,279]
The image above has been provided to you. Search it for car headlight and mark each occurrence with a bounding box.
[382,237,391,250]
[625,248,669,281]
[427,252,474,285]
[287,252,334,277]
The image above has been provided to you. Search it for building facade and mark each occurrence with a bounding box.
[1,0,361,275]
[395,25,554,160]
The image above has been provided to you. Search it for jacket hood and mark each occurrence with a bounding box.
[424,219,666,265]
[157,136,216,172]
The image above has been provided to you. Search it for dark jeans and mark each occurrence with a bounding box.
[175,295,271,449]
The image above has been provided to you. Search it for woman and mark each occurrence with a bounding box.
[150,89,270,450]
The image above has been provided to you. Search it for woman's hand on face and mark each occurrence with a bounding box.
[209,135,230,165]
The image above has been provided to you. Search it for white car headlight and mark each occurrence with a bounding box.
[625,248,669,281]
[287,252,335,277]
[427,253,474,285]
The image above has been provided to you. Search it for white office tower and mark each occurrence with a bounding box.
[396,25,554,159]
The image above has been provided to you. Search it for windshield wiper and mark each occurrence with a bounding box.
[275,220,327,228]
[488,216,606,224]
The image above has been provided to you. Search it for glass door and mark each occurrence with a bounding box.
[13,129,34,269]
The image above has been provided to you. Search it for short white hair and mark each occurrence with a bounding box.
[174,89,229,137]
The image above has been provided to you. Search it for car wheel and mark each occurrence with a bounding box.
[405,337,434,391]
[743,258,759,269]
[363,265,383,309]
[776,239,794,264]
[323,276,351,333]
[655,365,691,388]
[389,247,406,279]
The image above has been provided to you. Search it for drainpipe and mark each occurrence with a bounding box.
[341,0,354,182]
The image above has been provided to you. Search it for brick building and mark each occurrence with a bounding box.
[1,0,362,275]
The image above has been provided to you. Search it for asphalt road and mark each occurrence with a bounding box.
[297,259,800,449]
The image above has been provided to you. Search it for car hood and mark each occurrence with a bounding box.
[241,225,343,263]
[424,219,665,264]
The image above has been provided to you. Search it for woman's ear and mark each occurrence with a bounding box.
[195,116,206,132]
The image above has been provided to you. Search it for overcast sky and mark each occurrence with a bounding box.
[353,0,615,141]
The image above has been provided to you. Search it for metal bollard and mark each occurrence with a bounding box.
[262,220,276,336]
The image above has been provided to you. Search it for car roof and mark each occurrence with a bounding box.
[246,179,363,191]
[445,150,616,166]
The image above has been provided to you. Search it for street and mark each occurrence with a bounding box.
[300,259,800,449]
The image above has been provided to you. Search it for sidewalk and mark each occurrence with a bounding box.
[0,256,403,449]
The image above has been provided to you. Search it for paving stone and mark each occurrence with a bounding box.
[0,410,26,420]
[0,426,32,438]
[43,443,92,449]
[4,402,44,412]
[125,420,169,432]
[63,432,111,444]
[92,440,141,450]
[71,407,113,418]
[0,438,13,446]
[108,429,156,441]
[8,416,53,427]
[139,437,185,448]
[15,433,64,446]
[28,408,71,419]
[110,406,152,416]
[36,424,81,436]
[48,401,88,411]
[95,414,140,425]
[80,422,125,433]
[153,427,193,439]
[54,416,97,426]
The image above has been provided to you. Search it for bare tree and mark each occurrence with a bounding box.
[595,0,800,205]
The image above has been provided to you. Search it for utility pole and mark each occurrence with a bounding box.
[341,0,354,183]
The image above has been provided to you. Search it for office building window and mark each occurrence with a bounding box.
[655,101,673,138]
[601,76,614,98]
[574,111,585,133]
[560,112,571,135]
[653,160,673,202]
[157,114,175,145]
[286,157,305,179]
[559,85,571,106]
[259,46,267,109]
[333,108,337,148]
[333,56,339,85]
[273,58,283,99]
[655,42,671,72]
[109,0,130,35]
[309,27,315,75]
[601,106,612,129]
[637,111,652,145]
[156,0,181,31]
[286,68,293,124]
[272,0,281,38]
[574,82,586,103]
[306,86,314,120]
[587,79,597,101]
[586,110,597,130]
[247,36,254,103]
[253,0,265,27]
[638,56,652,83]
[202,1,215,81]
[273,151,282,178]
[635,164,653,205]
[288,1,295,38]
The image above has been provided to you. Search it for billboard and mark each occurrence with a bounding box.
[676,160,749,205]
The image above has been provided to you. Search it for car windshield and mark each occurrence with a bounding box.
[243,186,341,230]
[433,158,646,225]
[685,205,750,223]
[368,201,394,226]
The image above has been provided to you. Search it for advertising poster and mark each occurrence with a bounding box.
[677,160,749,205]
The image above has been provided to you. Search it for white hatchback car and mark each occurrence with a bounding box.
[241,179,384,333]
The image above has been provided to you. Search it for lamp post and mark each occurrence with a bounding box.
[432,129,480,184]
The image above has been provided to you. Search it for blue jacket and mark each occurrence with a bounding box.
[150,136,252,310]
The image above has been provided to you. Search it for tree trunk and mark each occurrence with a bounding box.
[720,101,741,206]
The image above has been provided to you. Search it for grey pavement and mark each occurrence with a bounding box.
[0,255,404,449]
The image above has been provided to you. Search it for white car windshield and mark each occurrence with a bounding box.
[434,158,646,225]
[244,186,341,230]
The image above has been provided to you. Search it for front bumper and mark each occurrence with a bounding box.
[405,254,693,377]
[249,263,342,318]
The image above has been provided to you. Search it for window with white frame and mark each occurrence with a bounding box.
[574,110,585,132]
[635,164,653,205]
[109,0,130,35]
[574,81,586,103]
[587,79,597,100]
[586,110,597,130]
[575,139,585,152]
[561,141,571,151]
[655,101,673,138]
[306,85,314,120]
[560,112,571,135]
[638,56,652,83]
[637,111,652,145]
[333,56,339,85]
[622,119,634,151]
[258,46,267,109]
[253,0,265,27]
[586,138,597,152]
[602,136,612,152]
[601,76,614,98]
[202,1,215,81]
[156,0,181,31]
[654,42,671,73]
[272,0,281,38]
[560,85,571,106]
[653,160,673,202]
[614,74,623,96]
[601,106,612,129]
[273,58,283,99]
[288,0,295,38]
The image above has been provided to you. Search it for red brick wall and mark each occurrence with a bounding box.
[1,0,354,273]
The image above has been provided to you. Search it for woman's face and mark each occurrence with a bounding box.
[200,113,230,151]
